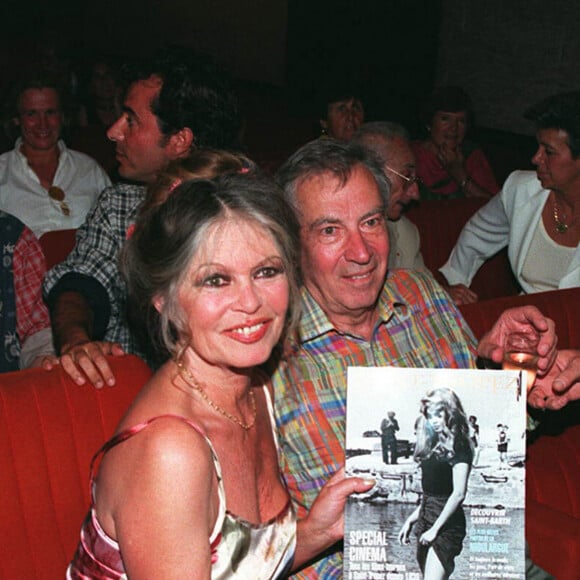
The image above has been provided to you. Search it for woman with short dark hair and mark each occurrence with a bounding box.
[440,91,580,297]
[413,86,499,200]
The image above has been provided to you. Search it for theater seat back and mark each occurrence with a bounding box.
[0,355,151,580]
[459,286,580,347]
[38,229,78,269]
[406,198,521,299]
[460,287,580,578]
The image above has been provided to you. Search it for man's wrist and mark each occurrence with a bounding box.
[57,328,92,355]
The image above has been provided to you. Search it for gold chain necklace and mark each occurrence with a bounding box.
[174,358,257,431]
[552,200,569,234]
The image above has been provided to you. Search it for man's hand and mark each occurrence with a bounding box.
[477,306,557,376]
[48,290,125,387]
[44,341,125,388]
[444,283,478,305]
[528,349,580,410]
[30,354,59,369]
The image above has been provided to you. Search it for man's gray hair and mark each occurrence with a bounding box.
[353,121,410,143]
[275,138,390,216]
[352,122,412,166]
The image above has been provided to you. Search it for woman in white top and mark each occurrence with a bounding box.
[0,73,110,237]
[440,91,580,299]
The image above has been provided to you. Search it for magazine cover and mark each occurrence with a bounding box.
[344,367,526,580]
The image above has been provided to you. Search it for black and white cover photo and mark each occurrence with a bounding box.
[344,367,526,580]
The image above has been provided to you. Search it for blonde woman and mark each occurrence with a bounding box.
[399,388,472,579]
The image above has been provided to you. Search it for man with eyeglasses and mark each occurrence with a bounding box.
[353,122,424,269]
[354,122,478,304]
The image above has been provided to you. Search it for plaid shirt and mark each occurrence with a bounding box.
[273,269,477,578]
[14,225,51,343]
[43,183,146,355]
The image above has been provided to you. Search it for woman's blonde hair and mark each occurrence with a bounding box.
[414,387,471,463]
[141,149,255,213]
[120,172,301,363]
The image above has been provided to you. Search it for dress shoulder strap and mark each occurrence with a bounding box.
[261,384,281,451]
[87,414,227,549]
[89,414,219,481]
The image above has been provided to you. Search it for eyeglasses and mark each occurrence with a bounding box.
[384,165,422,191]
[48,186,71,216]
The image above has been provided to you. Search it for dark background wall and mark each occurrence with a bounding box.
[1,0,288,86]
[2,0,579,135]
[436,0,580,135]
[286,0,440,130]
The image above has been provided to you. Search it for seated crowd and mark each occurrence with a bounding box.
[440,91,580,300]
[0,72,111,238]
[0,45,578,579]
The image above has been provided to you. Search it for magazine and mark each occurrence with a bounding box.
[344,367,526,580]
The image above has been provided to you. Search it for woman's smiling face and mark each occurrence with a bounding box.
[429,110,467,149]
[176,218,289,372]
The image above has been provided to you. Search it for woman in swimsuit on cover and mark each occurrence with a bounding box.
[399,387,473,579]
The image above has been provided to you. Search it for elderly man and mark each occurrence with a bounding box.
[352,121,424,269]
[43,47,241,388]
[273,139,556,578]
[353,122,478,304]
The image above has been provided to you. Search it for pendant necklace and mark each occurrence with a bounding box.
[174,358,257,431]
[48,186,71,216]
[552,199,569,234]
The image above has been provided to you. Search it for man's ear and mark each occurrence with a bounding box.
[153,295,164,314]
[168,127,194,159]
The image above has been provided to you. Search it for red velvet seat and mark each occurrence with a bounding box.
[0,355,151,580]
[406,198,521,300]
[526,424,580,580]
[38,229,77,269]
[459,287,580,348]
[460,288,580,578]
[1,289,578,578]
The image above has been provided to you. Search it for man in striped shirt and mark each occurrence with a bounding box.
[273,139,555,578]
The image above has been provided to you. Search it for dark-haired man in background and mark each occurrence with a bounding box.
[43,47,241,388]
